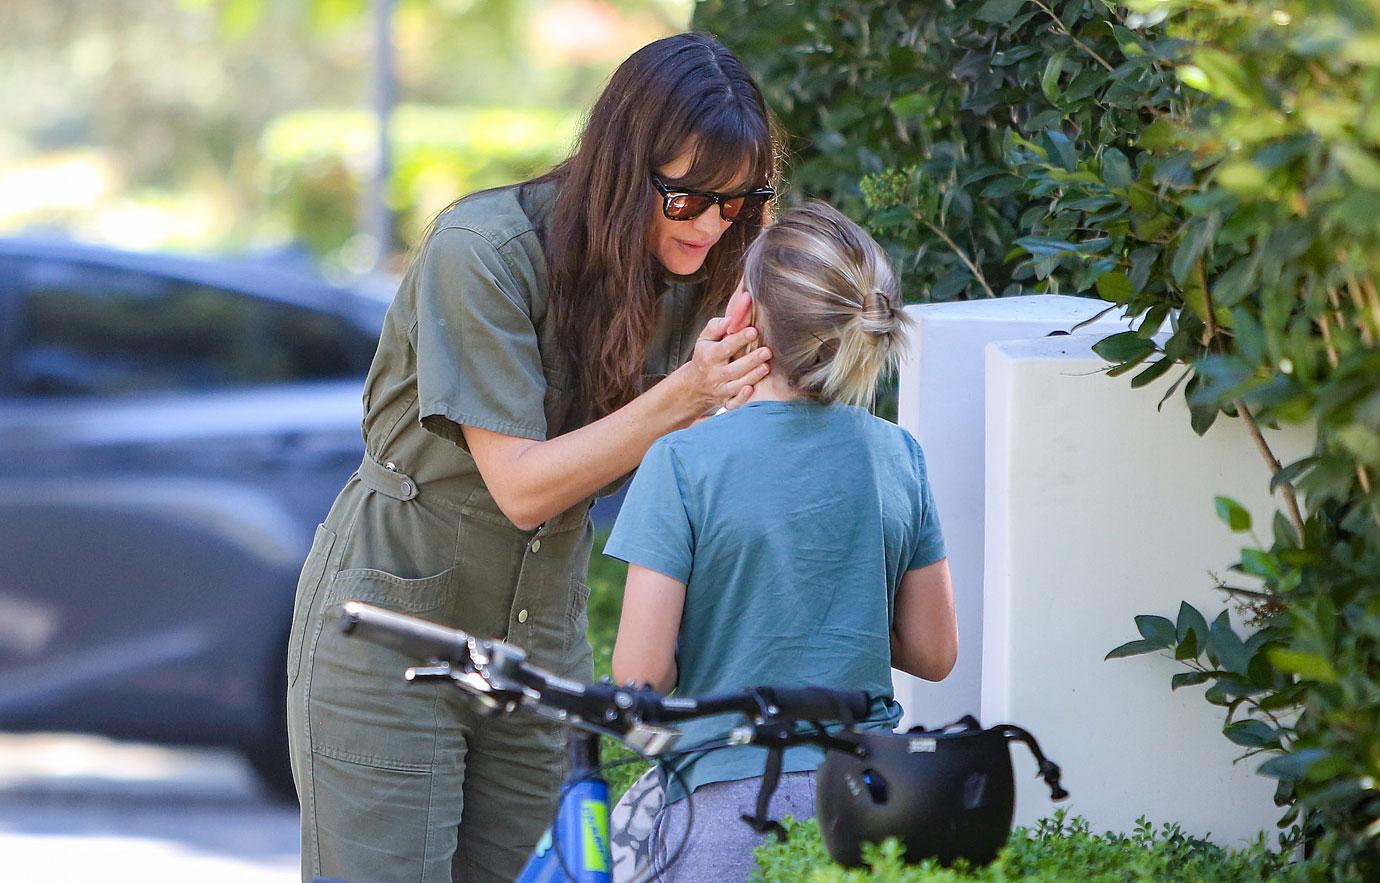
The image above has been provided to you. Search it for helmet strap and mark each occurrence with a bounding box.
[740,745,790,841]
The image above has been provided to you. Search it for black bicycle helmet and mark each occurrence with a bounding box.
[816,716,1067,867]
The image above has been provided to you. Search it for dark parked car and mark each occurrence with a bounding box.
[0,236,387,800]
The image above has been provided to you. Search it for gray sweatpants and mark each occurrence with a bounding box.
[610,768,816,882]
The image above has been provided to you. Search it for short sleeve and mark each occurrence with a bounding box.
[908,446,948,571]
[411,226,547,446]
[603,440,695,583]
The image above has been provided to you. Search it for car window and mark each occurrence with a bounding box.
[12,259,360,397]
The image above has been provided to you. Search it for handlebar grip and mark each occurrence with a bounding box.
[337,600,472,664]
[760,686,872,722]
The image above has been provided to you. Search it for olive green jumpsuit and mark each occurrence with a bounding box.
[285,179,707,883]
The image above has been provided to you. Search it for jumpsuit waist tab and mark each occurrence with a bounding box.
[358,454,419,501]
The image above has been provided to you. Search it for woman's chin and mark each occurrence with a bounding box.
[658,254,708,277]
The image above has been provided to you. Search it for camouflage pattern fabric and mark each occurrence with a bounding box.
[610,766,664,882]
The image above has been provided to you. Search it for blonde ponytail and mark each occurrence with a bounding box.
[743,202,913,407]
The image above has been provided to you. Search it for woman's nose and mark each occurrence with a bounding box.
[692,205,731,239]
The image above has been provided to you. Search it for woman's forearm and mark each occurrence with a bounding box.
[470,368,706,530]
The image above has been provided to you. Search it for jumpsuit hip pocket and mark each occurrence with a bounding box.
[309,566,458,770]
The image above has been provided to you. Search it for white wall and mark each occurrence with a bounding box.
[982,334,1310,843]
[893,296,1129,729]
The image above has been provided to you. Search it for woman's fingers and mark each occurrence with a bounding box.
[698,315,729,342]
[721,383,755,411]
[715,350,770,404]
[723,346,771,384]
[717,325,760,357]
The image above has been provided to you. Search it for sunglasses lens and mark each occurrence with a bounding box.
[727,194,769,223]
[666,193,714,220]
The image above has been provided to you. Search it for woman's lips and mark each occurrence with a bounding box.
[675,238,713,255]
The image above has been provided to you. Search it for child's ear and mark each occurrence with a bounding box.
[724,283,753,335]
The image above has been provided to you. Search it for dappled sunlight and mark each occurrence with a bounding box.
[0,152,116,225]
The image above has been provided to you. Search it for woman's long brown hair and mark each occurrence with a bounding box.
[536,33,778,420]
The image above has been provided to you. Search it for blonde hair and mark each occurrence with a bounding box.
[743,201,913,407]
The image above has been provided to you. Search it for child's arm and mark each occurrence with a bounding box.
[891,558,958,682]
[611,564,687,693]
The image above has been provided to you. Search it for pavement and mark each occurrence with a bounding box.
[0,733,299,882]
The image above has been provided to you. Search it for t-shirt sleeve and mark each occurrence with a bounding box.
[603,440,694,583]
[411,225,547,447]
[908,445,948,571]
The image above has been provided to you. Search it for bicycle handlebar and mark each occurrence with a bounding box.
[337,600,871,748]
[339,601,476,665]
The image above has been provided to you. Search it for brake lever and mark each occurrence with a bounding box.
[404,659,520,715]
[405,662,453,680]
[728,718,868,758]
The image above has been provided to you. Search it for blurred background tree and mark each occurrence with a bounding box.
[0,0,691,274]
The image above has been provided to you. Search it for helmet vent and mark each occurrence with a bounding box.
[962,771,989,809]
[860,769,889,804]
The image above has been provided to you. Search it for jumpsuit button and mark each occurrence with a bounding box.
[530,539,542,553]
[399,479,414,496]
[517,609,529,623]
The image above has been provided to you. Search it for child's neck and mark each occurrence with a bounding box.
[746,373,803,403]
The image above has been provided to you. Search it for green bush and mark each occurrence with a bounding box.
[585,530,645,800]
[694,0,1176,303]
[750,811,1306,882]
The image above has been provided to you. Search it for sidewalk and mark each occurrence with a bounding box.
[0,733,298,882]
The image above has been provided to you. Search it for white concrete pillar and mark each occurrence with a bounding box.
[983,334,1310,843]
[893,296,1129,729]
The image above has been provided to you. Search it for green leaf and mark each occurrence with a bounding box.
[1170,217,1213,284]
[890,93,935,119]
[1268,649,1339,683]
[928,267,971,301]
[1224,719,1280,749]
[981,176,1023,198]
[1214,497,1252,532]
[1106,638,1164,660]
[1041,50,1067,103]
[1131,358,1174,389]
[1092,331,1156,363]
[1135,614,1177,647]
[975,0,1028,23]
[1176,602,1211,650]
[1335,144,1380,191]
[1189,402,1219,436]
[1102,148,1134,187]
[1211,259,1258,308]
[1239,548,1280,580]
[1095,270,1134,302]
[1258,748,1328,782]
[869,206,913,229]
[1043,130,1077,172]
[1171,671,1211,690]
[1208,611,1251,675]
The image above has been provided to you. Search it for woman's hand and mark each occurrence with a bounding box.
[676,286,773,414]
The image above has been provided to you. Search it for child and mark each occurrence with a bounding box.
[604,201,957,881]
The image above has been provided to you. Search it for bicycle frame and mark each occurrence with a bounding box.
[516,731,612,883]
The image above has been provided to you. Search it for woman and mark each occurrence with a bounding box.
[285,33,778,883]
[606,202,958,880]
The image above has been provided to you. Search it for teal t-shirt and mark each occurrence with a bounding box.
[603,399,946,802]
